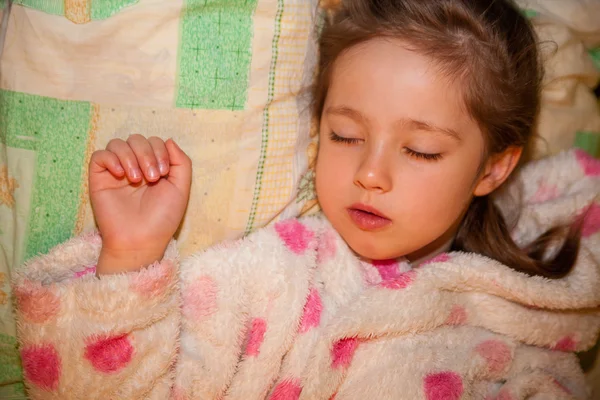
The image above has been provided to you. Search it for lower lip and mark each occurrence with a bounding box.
[347,208,392,231]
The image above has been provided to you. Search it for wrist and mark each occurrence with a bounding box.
[96,245,168,275]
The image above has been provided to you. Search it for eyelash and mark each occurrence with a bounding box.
[329,132,443,161]
[404,147,443,162]
[329,132,362,145]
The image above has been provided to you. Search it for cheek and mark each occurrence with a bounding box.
[315,145,354,215]
[396,163,477,226]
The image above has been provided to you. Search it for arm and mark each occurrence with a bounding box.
[14,135,193,399]
[332,328,586,400]
[13,234,180,399]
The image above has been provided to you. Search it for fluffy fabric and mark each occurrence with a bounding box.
[13,150,600,399]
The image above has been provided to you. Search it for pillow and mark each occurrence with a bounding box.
[0,0,319,397]
[516,0,600,158]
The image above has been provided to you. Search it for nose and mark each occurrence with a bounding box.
[353,147,392,193]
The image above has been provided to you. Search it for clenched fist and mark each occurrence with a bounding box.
[89,135,192,274]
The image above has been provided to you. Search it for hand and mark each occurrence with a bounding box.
[89,135,192,274]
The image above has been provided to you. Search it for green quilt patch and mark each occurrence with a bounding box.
[0,90,91,260]
[176,0,259,110]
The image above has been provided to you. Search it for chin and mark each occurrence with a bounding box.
[344,236,406,261]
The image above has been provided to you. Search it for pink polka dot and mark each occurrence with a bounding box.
[299,288,323,334]
[245,318,267,357]
[424,372,464,400]
[130,260,174,298]
[269,378,302,400]
[74,265,96,278]
[531,183,560,203]
[380,270,415,289]
[21,343,61,391]
[575,149,600,176]
[275,220,314,255]
[475,340,512,375]
[84,334,134,373]
[582,203,600,238]
[422,253,451,266]
[14,281,61,324]
[183,275,218,321]
[552,336,577,352]
[331,337,360,369]
[317,230,337,263]
[445,305,468,325]
[372,259,401,281]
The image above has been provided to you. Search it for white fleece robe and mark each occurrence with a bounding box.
[12,150,600,400]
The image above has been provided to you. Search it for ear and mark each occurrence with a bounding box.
[473,146,523,197]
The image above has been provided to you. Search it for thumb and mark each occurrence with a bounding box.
[165,139,192,192]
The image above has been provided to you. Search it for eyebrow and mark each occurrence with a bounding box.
[325,105,462,141]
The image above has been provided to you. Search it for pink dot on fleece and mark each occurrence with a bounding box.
[531,183,560,203]
[183,275,218,321]
[84,334,134,373]
[130,260,174,297]
[424,372,464,400]
[331,337,360,369]
[317,229,337,263]
[552,336,577,352]
[14,281,61,324]
[371,259,400,281]
[299,288,323,334]
[422,253,451,266]
[380,271,415,289]
[582,203,600,238]
[21,343,61,391]
[445,305,468,326]
[575,149,600,176]
[74,265,96,278]
[269,378,302,400]
[275,220,314,255]
[475,340,512,374]
[245,318,267,357]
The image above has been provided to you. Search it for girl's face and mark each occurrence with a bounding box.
[316,38,496,262]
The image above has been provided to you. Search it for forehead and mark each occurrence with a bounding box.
[326,38,478,136]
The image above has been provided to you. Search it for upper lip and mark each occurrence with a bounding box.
[349,203,390,219]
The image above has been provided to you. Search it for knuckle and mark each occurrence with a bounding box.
[148,136,164,144]
[127,133,145,143]
[106,138,124,149]
[141,155,157,167]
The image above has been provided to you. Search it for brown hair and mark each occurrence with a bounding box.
[312,0,581,278]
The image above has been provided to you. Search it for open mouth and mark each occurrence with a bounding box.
[347,204,392,231]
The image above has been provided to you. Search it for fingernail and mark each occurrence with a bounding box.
[148,166,159,180]
[115,165,124,174]
[159,162,168,175]
[130,168,141,180]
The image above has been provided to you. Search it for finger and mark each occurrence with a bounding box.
[89,150,125,177]
[165,139,192,192]
[148,136,170,176]
[126,134,160,182]
[106,138,143,182]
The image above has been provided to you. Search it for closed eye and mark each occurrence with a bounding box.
[404,148,443,161]
[329,132,362,145]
